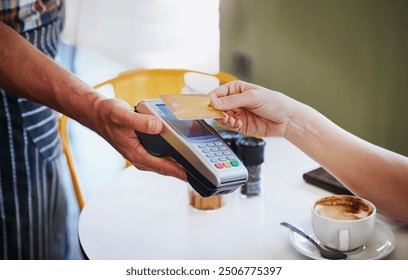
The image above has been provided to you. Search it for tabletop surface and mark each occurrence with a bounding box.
[78,137,408,260]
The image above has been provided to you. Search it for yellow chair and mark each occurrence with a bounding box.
[59,68,237,210]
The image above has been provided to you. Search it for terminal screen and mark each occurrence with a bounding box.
[156,104,213,139]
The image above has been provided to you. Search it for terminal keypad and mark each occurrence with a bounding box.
[197,141,240,169]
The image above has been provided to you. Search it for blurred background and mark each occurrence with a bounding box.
[58,0,408,259]
[219,0,408,156]
[58,0,221,198]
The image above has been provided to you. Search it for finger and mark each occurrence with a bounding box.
[218,114,230,124]
[210,90,257,111]
[111,106,163,134]
[208,80,254,99]
[226,116,237,128]
[215,118,228,127]
[135,156,187,181]
[215,118,241,132]
[131,144,187,181]
[158,158,188,181]
[235,119,243,129]
[214,109,236,125]
[222,111,242,129]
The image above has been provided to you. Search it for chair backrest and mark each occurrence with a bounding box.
[93,68,237,105]
[59,68,237,210]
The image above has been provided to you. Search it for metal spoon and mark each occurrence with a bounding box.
[280,222,347,260]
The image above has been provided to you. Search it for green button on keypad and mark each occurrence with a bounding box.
[230,160,239,167]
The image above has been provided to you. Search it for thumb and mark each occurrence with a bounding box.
[111,104,163,134]
[210,93,251,111]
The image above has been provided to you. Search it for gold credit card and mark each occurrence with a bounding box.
[159,94,225,120]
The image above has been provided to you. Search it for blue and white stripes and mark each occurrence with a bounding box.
[0,0,64,33]
[0,16,68,259]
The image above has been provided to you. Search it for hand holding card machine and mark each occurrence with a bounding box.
[135,99,248,197]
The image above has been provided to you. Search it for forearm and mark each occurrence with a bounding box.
[286,102,408,223]
[0,23,186,181]
[0,22,105,131]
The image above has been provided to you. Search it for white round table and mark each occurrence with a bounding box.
[78,137,408,259]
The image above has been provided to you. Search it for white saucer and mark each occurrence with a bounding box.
[288,221,395,260]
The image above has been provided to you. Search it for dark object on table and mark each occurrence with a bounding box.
[218,130,242,152]
[303,167,353,195]
[236,137,266,196]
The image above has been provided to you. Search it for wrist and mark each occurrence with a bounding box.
[84,91,109,132]
[284,101,313,143]
[66,88,108,132]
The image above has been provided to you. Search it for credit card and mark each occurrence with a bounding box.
[159,94,225,120]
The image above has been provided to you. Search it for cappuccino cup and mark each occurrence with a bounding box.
[312,195,376,252]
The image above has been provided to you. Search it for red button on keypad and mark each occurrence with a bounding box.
[214,163,224,169]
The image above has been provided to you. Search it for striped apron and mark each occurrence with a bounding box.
[0,17,68,259]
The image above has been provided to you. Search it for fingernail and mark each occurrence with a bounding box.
[148,118,161,133]
[211,98,222,107]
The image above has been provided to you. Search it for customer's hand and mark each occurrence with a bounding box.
[94,98,187,181]
[209,80,297,137]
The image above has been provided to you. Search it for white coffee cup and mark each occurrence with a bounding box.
[311,195,376,252]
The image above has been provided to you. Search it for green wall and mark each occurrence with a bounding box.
[220,0,408,155]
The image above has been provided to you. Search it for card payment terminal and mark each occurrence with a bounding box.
[135,99,248,197]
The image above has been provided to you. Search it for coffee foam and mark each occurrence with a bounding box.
[314,196,373,221]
